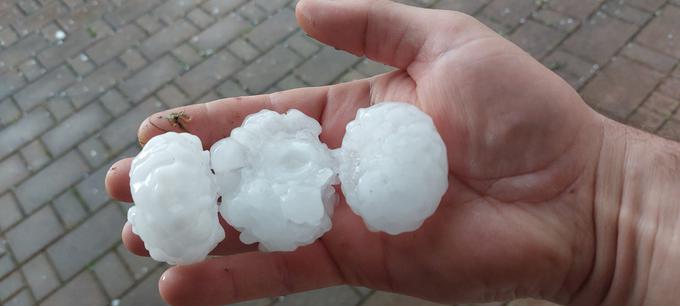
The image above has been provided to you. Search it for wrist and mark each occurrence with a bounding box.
[572,117,680,306]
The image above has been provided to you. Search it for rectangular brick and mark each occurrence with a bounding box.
[41,272,107,306]
[237,45,301,93]
[201,0,245,16]
[47,203,125,279]
[432,0,489,14]
[0,108,54,160]
[176,51,242,98]
[152,0,202,23]
[0,33,48,68]
[14,65,75,111]
[119,56,182,103]
[191,13,249,51]
[78,135,112,168]
[6,205,63,261]
[0,154,29,194]
[104,0,161,29]
[509,20,565,59]
[0,193,23,231]
[52,189,87,228]
[42,102,112,156]
[0,71,26,101]
[86,24,145,65]
[140,19,198,59]
[563,13,638,65]
[0,271,23,301]
[296,47,359,86]
[12,2,67,35]
[57,0,111,33]
[116,244,159,280]
[362,291,446,306]
[119,269,166,306]
[0,248,16,279]
[15,151,89,213]
[76,160,116,212]
[277,286,360,306]
[92,252,134,297]
[101,97,165,152]
[482,0,538,27]
[548,0,605,19]
[37,20,112,68]
[21,139,50,171]
[245,8,297,50]
[622,43,678,74]
[21,254,60,299]
[66,61,130,108]
[637,6,680,58]
[3,289,33,306]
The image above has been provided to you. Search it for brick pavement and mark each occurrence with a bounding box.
[0,0,678,305]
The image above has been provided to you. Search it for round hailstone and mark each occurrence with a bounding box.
[128,132,224,265]
[211,109,337,252]
[339,102,448,235]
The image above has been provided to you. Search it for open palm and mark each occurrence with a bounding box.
[106,1,605,305]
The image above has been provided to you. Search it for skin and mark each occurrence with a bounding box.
[105,1,680,305]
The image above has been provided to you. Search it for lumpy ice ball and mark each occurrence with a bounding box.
[339,102,448,235]
[128,132,224,265]
[211,109,337,252]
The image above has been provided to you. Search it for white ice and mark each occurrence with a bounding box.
[128,132,224,265]
[211,109,337,252]
[338,102,448,235]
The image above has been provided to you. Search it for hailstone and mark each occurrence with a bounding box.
[338,102,448,235]
[128,132,224,265]
[211,109,337,252]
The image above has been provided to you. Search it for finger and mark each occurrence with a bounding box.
[105,158,133,202]
[137,87,331,149]
[296,0,488,70]
[122,218,258,257]
[159,243,344,306]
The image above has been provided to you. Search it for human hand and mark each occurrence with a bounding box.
[105,1,680,305]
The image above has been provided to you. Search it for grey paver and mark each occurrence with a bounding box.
[100,88,131,116]
[157,84,189,108]
[187,8,214,28]
[3,289,34,306]
[0,155,29,195]
[0,34,48,68]
[361,291,446,306]
[86,24,146,65]
[116,244,159,280]
[92,251,134,298]
[45,96,75,121]
[78,136,112,168]
[0,250,17,279]
[119,56,183,103]
[21,253,60,299]
[6,205,63,261]
[0,193,23,231]
[20,139,51,171]
[47,203,125,279]
[104,0,161,29]
[42,102,112,156]
[76,161,115,211]
[52,189,87,228]
[37,21,112,69]
[41,272,107,306]
[176,50,242,98]
[140,19,198,60]
[66,60,130,108]
[152,0,202,24]
[0,72,26,102]
[202,0,246,16]
[245,8,296,50]
[0,271,24,301]
[120,48,147,71]
[295,47,360,86]
[216,79,248,98]
[276,286,361,306]
[13,65,75,111]
[191,13,250,51]
[101,97,164,152]
[237,45,301,93]
[119,268,166,306]
[15,151,89,213]
[0,98,22,126]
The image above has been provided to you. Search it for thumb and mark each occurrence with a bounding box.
[295,0,487,69]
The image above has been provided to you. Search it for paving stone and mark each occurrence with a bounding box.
[229,39,260,62]
[507,298,560,306]
[136,14,163,35]
[42,102,112,156]
[52,189,87,228]
[581,57,664,120]
[239,1,268,23]
[482,0,538,28]
[276,286,361,306]
[3,289,34,306]
[0,72,26,102]
[100,88,130,116]
[432,0,489,14]
[157,84,189,108]
[286,32,320,58]
[100,97,164,152]
[92,251,134,298]
[45,96,74,121]
[68,61,130,108]
[636,5,680,58]
[0,155,29,195]
[15,151,89,213]
[86,24,146,65]
[253,0,289,12]
[76,161,114,211]
[14,65,75,111]
[173,43,203,67]
[66,53,95,76]
[187,8,214,28]
[119,56,183,103]
[355,59,393,77]
[41,23,65,44]
[510,20,566,59]
[78,136,111,168]
[116,244,159,280]
[119,268,165,306]
[120,48,147,71]
[361,291,446,306]
[41,272,107,306]
[0,28,19,47]
[543,49,597,89]
[0,34,48,69]
[191,14,250,52]
[622,43,678,74]
[338,69,367,83]
[296,47,359,86]
[176,50,242,98]
[20,139,50,171]
[644,92,680,116]
[237,45,301,93]
[141,20,198,60]
[563,12,638,65]
[202,0,246,16]
[18,59,46,81]
[194,90,220,104]
[628,106,666,132]
[12,2,67,35]
[0,108,53,160]
[0,271,24,301]
[601,0,651,25]
[276,74,307,90]
[37,21,112,69]
[547,0,605,19]
[245,8,296,50]
[0,193,23,231]
[216,79,248,97]
[56,1,111,33]
[531,9,580,33]
[658,77,680,100]
[47,203,125,279]
[21,254,59,299]
[105,0,161,29]
[5,205,63,261]
[17,0,39,14]
[153,0,202,24]
[627,0,666,12]
[0,99,21,126]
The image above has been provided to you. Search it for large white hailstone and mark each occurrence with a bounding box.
[128,132,224,265]
[211,109,337,252]
[339,102,448,235]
